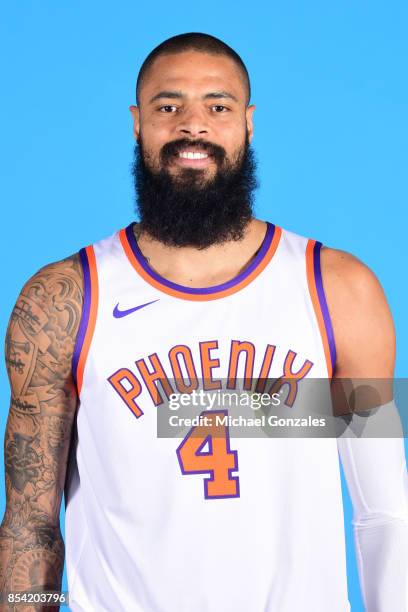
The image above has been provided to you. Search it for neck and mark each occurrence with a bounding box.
[133,218,267,288]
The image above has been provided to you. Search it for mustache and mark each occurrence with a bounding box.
[159,138,227,166]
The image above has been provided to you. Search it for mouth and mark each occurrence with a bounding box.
[174,147,213,169]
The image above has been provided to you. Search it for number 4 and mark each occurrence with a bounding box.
[176,410,240,499]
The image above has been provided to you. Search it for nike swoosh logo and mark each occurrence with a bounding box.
[113,299,159,318]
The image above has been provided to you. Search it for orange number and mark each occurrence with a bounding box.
[176,410,239,499]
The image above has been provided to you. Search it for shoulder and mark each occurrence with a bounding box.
[20,252,84,296]
[320,246,383,301]
[319,246,395,377]
[6,253,84,381]
[17,253,84,320]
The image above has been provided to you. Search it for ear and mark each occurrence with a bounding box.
[129,105,141,142]
[245,104,256,142]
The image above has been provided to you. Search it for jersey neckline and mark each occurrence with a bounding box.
[119,221,282,301]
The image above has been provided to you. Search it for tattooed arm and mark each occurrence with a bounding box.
[0,254,83,611]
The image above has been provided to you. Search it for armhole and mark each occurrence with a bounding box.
[72,245,99,395]
[306,239,337,378]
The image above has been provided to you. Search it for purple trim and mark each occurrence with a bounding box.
[72,248,92,387]
[313,241,337,374]
[125,221,275,295]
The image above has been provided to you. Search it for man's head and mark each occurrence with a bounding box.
[129,33,258,248]
[135,32,251,108]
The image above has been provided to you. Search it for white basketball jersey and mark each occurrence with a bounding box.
[64,220,351,612]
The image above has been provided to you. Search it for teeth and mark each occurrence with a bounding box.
[179,151,208,160]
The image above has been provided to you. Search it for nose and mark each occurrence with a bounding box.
[176,105,209,138]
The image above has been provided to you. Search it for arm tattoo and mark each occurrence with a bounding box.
[0,254,83,609]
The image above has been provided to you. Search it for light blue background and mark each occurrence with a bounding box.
[1,2,407,610]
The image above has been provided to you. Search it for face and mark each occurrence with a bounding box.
[130,50,255,182]
[129,50,258,248]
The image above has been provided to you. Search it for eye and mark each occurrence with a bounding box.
[159,105,178,113]
[211,105,229,113]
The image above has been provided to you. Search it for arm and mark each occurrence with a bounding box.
[322,247,408,611]
[0,254,83,610]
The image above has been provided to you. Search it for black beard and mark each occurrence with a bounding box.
[131,135,259,248]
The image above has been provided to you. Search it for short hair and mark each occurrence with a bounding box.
[136,32,251,106]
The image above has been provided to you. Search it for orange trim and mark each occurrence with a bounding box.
[306,239,333,378]
[119,226,282,302]
[77,245,99,394]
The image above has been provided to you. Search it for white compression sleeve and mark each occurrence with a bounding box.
[337,401,408,611]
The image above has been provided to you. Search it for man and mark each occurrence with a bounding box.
[0,32,407,612]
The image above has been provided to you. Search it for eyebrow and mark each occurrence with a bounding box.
[204,91,238,102]
[149,90,238,103]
